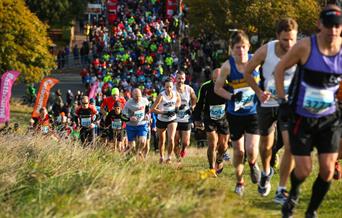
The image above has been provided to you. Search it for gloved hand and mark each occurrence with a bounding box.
[179,104,186,110]
[231,91,243,102]
[185,108,192,115]
[278,101,292,122]
[164,111,176,117]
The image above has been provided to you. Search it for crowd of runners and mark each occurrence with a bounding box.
[2,2,341,218]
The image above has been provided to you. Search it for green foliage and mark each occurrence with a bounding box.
[185,0,320,44]
[185,0,230,39]
[25,0,88,27]
[0,0,56,82]
[232,0,320,42]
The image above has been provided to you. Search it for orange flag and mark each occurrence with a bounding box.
[32,77,59,118]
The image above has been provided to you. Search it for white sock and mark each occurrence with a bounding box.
[263,169,270,176]
[277,186,286,192]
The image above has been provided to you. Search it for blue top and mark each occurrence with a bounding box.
[290,35,342,118]
[226,55,260,116]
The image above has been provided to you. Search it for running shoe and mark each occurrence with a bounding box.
[180,150,187,158]
[333,161,341,180]
[216,160,224,174]
[249,163,261,184]
[274,189,289,205]
[200,169,218,179]
[258,167,274,197]
[235,183,245,196]
[223,152,231,161]
[305,211,317,218]
[281,196,298,218]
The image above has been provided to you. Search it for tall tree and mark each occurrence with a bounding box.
[230,0,320,43]
[185,0,230,39]
[0,0,55,82]
[25,0,87,27]
[185,0,320,45]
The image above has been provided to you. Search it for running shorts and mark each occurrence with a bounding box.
[289,112,342,156]
[257,106,288,136]
[126,124,149,142]
[228,113,259,141]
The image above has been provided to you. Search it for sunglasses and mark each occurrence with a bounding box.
[82,102,89,105]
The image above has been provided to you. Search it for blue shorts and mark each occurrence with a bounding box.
[126,124,148,142]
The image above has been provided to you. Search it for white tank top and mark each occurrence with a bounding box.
[261,40,297,107]
[157,90,177,122]
[174,85,191,123]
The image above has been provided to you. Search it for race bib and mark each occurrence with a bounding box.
[263,79,291,107]
[111,119,122,130]
[178,110,186,118]
[303,85,334,114]
[266,79,291,95]
[209,104,225,120]
[41,126,49,134]
[81,117,92,127]
[134,109,144,121]
[234,87,255,111]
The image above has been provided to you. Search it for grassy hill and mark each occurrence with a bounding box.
[0,102,341,218]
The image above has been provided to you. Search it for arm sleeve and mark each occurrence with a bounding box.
[104,112,112,126]
[192,82,207,121]
[120,113,130,122]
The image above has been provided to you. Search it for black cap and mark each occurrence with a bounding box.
[320,9,342,27]
[113,101,121,108]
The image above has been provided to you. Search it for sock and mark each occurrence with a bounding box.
[248,161,255,167]
[306,176,331,214]
[289,170,305,200]
[263,168,270,176]
[277,186,286,192]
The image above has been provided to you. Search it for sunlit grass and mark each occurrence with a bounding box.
[0,102,341,217]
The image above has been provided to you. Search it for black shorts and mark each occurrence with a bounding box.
[228,113,259,141]
[177,122,192,131]
[289,112,342,156]
[156,119,177,129]
[108,129,124,141]
[257,106,288,136]
[203,117,229,135]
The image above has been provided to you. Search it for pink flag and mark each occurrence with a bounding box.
[0,70,20,123]
[88,81,99,99]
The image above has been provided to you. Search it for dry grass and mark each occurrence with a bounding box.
[0,102,341,218]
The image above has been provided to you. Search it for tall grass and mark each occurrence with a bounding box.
[0,133,341,218]
[1,101,341,218]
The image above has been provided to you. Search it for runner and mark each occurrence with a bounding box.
[104,101,130,152]
[123,88,150,159]
[174,71,197,160]
[193,68,230,177]
[75,96,98,146]
[150,78,181,163]
[244,18,298,201]
[36,107,52,135]
[101,87,126,115]
[274,5,342,217]
[214,30,261,196]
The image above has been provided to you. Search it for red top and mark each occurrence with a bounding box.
[101,96,126,111]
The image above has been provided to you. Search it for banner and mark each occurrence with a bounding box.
[0,71,20,123]
[88,81,99,99]
[32,77,59,118]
